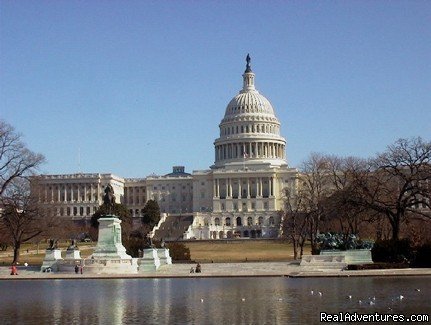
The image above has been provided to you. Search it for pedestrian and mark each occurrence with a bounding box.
[10,265,18,275]
[195,263,201,273]
[74,264,79,274]
[80,265,83,274]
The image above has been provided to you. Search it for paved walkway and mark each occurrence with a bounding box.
[1,262,431,280]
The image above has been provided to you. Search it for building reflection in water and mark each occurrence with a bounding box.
[1,276,430,323]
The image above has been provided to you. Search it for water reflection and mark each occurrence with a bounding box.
[1,276,430,324]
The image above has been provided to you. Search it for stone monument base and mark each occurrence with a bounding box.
[320,249,373,265]
[41,249,63,272]
[138,248,161,272]
[85,216,138,274]
[157,248,172,265]
[83,258,138,274]
[65,249,81,260]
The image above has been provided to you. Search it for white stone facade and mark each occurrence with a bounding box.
[32,173,125,221]
[32,56,298,238]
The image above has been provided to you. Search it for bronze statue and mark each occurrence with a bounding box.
[103,184,116,213]
[48,239,58,250]
[67,239,77,250]
[245,53,252,72]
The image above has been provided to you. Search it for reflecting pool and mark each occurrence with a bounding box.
[1,276,430,324]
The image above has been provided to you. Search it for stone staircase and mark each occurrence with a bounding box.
[152,215,194,242]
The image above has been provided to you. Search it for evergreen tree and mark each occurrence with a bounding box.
[142,199,161,228]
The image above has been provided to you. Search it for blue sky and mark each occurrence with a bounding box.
[1,1,430,177]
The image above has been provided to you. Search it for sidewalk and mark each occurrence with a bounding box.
[1,262,431,280]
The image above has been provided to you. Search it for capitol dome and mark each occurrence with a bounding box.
[213,55,287,169]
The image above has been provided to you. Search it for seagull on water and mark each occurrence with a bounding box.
[415,289,421,292]
[347,295,352,300]
[399,295,404,300]
[318,292,322,297]
[200,299,204,303]
[310,290,314,295]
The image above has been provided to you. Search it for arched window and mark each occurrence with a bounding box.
[225,217,231,226]
[269,216,275,226]
[258,216,263,225]
[215,217,220,226]
[247,217,253,226]
[236,217,242,226]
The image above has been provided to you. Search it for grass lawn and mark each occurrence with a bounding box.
[184,240,311,263]
[0,242,95,266]
[0,240,310,265]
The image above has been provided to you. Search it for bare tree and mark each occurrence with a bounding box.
[352,137,431,241]
[322,156,376,239]
[0,120,45,196]
[298,153,334,253]
[0,178,56,264]
[282,187,309,259]
[0,120,46,263]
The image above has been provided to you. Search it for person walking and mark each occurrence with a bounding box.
[10,265,18,275]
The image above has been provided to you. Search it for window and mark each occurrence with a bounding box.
[215,218,220,226]
[269,216,275,226]
[247,217,253,226]
[258,216,263,225]
[225,217,231,226]
[236,217,242,226]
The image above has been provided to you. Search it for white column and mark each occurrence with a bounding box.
[213,180,217,198]
[238,179,242,199]
[247,178,250,198]
[228,178,232,198]
[256,178,260,198]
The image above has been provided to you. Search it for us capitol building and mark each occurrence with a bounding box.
[32,56,299,240]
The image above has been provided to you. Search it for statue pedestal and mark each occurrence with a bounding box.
[41,249,63,272]
[85,216,137,274]
[65,249,81,260]
[157,248,172,265]
[138,248,161,272]
[92,216,131,260]
[320,249,373,265]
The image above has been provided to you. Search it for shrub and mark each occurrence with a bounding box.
[371,239,413,264]
[165,242,191,262]
[123,237,147,257]
[412,243,431,268]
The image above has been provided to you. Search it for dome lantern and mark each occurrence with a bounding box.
[242,54,256,92]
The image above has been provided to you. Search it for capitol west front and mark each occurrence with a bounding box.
[33,57,299,240]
